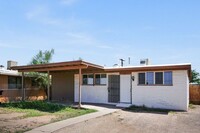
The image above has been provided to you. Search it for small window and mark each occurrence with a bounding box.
[82,75,88,85]
[100,74,107,85]
[88,74,94,85]
[82,74,94,85]
[164,71,172,85]
[138,73,145,85]
[95,74,107,85]
[95,74,101,85]
[146,72,154,85]
[155,72,163,84]
[8,76,22,89]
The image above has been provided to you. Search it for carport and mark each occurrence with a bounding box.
[11,60,104,108]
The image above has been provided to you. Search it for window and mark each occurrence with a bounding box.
[88,74,94,85]
[138,73,145,85]
[8,76,22,89]
[82,75,88,85]
[138,71,173,86]
[155,72,163,84]
[146,72,154,85]
[95,74,107,85]
[164,71,172,85]
[82,74,94,85]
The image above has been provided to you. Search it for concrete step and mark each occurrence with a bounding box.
[116,103,132,108]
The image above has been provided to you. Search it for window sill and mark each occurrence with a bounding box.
[82,84,107,86]
[137,84,173,86]
[94,84,107,86]
[82,84,94,86]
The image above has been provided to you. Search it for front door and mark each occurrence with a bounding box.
[108,75,120,103]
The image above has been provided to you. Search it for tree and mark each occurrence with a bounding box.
[190,70,200,84]
[30,49,54,65]
[28,49,55,97]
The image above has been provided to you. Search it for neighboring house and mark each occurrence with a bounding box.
[0,61,46,103]
[11,60,191,111]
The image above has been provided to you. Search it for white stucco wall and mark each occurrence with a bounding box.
[120,75,131,103]
[131,70,189,111]
[74,74,108,104]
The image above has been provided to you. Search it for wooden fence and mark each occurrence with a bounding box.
[190,84,200,104]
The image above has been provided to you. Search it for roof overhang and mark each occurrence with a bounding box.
[11,60,104,72]
[105,63,192,80]
[105,64,191,72]
[11,60,191,80]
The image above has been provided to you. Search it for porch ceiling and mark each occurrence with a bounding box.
[11,60,104,72]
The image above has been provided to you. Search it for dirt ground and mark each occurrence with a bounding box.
[56,105,200,133]
[0,112,56,133]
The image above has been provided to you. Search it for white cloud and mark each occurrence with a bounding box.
[26,6,47,20]
[65,32,95,45]
[60,0,78,6]
[25,6,63,26]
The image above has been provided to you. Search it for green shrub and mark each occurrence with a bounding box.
[2,101,66,113]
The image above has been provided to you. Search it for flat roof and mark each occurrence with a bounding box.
[105,63,191,72]
[11,60,191,74]
[11,60,104,72]
[0,68,20,76]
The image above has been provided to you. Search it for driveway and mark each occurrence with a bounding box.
[55,105,200,133]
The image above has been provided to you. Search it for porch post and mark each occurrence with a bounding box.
[47,71,50,101]
[78,68,82,108]
[22,72,24,101]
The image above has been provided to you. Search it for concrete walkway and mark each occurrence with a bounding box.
[26,104,120,133]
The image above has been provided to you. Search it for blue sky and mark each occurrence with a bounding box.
[0,0,199,71]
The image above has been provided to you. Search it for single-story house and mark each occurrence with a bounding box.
[0,61,46,103]
[11,60,191,111]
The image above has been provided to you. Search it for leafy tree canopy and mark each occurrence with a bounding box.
[190,70,200,84]
[28,49,54,94]
[30,49,54,65]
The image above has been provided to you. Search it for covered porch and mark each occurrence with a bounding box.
[11,60,104,108]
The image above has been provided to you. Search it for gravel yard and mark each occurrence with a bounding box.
[56,105,200,133]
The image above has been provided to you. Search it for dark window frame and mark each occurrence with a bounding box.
[95,74,107,85]
[138,71,173,86]
[8,76,22,89]
[138,73,146,85]
[82,74,94,85]
[155,72,163,85]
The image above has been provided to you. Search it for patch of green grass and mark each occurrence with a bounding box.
[0,101,96,118]
[127,105,171,113]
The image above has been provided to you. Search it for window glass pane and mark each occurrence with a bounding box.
[8,76,17,89]
[88,74,94,85]
[16,77,22,89]
[82,75,88,85]
[164,71,172,85]
[146,72,154,85]
[101,74,106,78]
[100,74,107,84]
[138,73,145,84]
[155,72,163,84]
[95,74,100,85]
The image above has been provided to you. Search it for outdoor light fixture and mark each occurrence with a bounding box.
[131,76,135,81]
